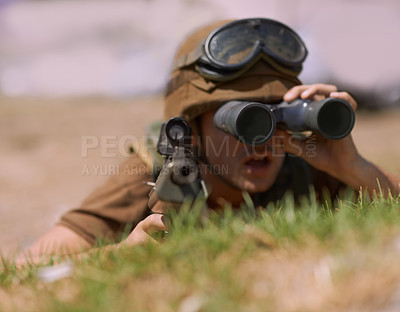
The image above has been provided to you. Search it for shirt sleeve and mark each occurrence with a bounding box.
[309,165,350,201]
[58,154,154,245]
[283,155,350,201]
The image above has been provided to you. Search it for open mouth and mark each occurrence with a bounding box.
[244,155,272,167]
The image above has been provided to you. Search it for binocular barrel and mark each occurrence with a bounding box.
[213,101,276,146]
[214,98,355,145]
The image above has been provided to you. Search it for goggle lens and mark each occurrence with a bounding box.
[206,19,307,69]
[208,24,260,66]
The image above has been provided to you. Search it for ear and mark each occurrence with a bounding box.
[189,118,201,147]
[192,129,200,147]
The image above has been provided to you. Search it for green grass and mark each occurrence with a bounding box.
[1,192,400,312]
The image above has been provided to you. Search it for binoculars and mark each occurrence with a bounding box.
[214,98,355,145]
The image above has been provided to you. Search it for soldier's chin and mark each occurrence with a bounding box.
[236,177,275,194]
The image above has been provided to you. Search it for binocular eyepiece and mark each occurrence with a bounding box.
[214,98,355,145]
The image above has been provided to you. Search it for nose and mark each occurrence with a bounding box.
[253,131,284,153]
[251,140,272,153]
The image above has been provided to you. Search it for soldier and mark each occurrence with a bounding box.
[18,18,400,263]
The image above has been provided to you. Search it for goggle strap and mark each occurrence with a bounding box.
[171,44,204,71]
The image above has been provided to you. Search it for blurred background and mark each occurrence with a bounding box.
[1,0,399,257]
[1,0,399,106]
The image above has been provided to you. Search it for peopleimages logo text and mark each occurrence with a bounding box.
[81,134,317,159]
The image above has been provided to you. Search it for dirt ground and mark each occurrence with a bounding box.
[1,95,399,259]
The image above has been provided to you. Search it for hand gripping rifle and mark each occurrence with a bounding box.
[148,117,207,211]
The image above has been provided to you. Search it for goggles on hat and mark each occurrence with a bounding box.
[173,18,308,82]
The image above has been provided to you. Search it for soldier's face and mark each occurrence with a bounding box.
[198,110,286,193]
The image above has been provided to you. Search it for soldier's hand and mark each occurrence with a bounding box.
[278,84,361,179]
[122,214,168,246]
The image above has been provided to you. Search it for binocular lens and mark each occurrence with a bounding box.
[317,99,354,140]
[214,101,275,145]
[236,105,275,145]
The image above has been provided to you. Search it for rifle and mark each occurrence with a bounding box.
[148,117,207,212]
